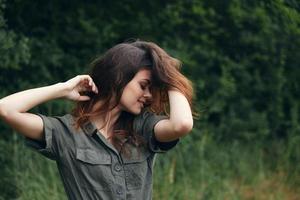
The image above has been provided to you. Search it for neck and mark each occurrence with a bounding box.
[90,101,122,138]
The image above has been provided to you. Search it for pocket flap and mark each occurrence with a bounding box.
[122,150,151,164]
[76,148,111,165]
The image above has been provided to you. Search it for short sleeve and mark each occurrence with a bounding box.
[25,114,69,161]
[133,110,179,153]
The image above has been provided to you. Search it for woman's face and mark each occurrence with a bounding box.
[119,68,152,115]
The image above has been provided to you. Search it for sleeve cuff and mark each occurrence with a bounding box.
[25,114,56,160]
[146,114,179,153]
[150,133,179,153]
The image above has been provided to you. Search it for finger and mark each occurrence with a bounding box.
[83,75,95,88]
[95,85,99,93]
[77,95,91,101]
[77,75,98,93]
[85,76,97,93]
[89,78,97,90]
[79,75,92,83]
[92,83,99,93]
[86,81,97,93]
[86,75,93,86]
[79,76,90,87]
[88,78,92,86]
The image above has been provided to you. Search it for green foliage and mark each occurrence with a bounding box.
[4,132,300,200]
[158,0,300,142]
[2,0,299,141]
[0,0,30,71]
[0,0,300,199]
[153,132,300,199]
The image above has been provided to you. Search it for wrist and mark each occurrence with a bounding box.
[53,82,70,99]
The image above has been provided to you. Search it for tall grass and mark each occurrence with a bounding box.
[1,131,300,200]
[0,132,67,200]
[153,132,300,200]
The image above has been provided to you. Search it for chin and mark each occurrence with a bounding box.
[131,110,142,115]
[128,108,143,115]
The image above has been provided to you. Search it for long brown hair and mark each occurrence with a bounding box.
[71,40,194,155]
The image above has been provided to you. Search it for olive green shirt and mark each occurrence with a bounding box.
[25,110,178,200]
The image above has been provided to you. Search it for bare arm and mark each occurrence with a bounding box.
[154,89,193,142]
[0,75,98,141]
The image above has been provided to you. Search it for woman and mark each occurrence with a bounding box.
[0,40,194,200]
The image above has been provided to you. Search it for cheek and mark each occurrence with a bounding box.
[121,87,140,105]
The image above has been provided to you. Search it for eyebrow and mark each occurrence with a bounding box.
[141,79,151,84]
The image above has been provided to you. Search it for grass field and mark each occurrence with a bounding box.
[1,132,300,200]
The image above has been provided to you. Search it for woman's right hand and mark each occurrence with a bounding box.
[63,75,99,101]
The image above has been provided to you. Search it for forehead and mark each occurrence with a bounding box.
[133,69,152,81]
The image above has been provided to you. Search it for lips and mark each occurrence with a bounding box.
[138,100,145,108]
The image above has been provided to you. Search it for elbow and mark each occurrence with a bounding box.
[0,101,11,119]
[0,101,7,119]
[173,119,193,137]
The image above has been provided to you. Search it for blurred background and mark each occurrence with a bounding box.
[0,0,300,199]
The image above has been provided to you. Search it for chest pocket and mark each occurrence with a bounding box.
[122,150,153,190]
[75,148,113,191]
[76,149,111,165]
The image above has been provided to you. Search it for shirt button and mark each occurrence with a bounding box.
[114,163,122,172]
[86,123,94,132]
[116,188,123,195]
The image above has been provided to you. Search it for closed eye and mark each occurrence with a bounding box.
[140,84,147,90]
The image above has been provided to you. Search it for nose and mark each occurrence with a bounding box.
[144,88,152,99]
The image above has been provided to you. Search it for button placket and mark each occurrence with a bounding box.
[116,187,123,195]
[86,123,94,132]
[114,163,122,172]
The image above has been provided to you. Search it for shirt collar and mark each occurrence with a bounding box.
[81,120,121,156]
[81,121,98,136]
